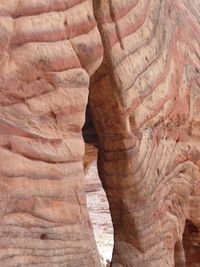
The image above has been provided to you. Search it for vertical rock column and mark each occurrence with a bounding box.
[91,0,200,266]
[0,1,103,266]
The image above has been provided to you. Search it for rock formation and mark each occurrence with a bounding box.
[0,0,200,266]
[0,1,103,266]
[90,1,200,266]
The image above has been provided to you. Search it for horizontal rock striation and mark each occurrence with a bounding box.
[0,0,200,266]
[0,1,103,266]
[90,0,200,266]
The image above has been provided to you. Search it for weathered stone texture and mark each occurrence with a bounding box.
[0,0,199,266]
[90,0,200,266]
[0,1,103,266]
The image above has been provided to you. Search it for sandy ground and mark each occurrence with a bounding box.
[85,162,113,265]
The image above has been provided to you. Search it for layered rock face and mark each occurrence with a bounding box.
[0,1,103,266]
[0,0,200,267]
[90,0,200,266]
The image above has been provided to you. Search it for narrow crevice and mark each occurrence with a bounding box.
[82,105,113,267]
[182,220,200,266]
[82,104,98,146]
[174,240,186,267]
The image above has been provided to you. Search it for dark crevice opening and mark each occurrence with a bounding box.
[82,104,113,267]
[40,233,48,240]
[82,104,98,146]
[182,220,200,266]
[174,240,186,267]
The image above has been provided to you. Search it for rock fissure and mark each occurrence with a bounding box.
[0,0,199,266]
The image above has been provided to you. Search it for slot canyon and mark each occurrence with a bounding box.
[0,0,199,266]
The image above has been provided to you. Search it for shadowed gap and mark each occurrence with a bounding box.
[82,105,113,267]
[174,240,186,267]
[182,220,200,266]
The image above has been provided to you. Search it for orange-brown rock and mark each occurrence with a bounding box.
[0,1,103,266]
[90,0,200,266]
[0,0,199,267]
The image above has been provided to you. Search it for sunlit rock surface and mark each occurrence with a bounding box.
[0,0,199,266]
[86,161,114,266]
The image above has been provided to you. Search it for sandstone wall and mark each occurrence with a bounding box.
[0,1,103,266]
[0,0,199,266]
[90,0,200,266]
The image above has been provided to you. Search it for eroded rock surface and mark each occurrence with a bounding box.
[90,0,200,266]
[0,1,103,266]
[0,0,200,266]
